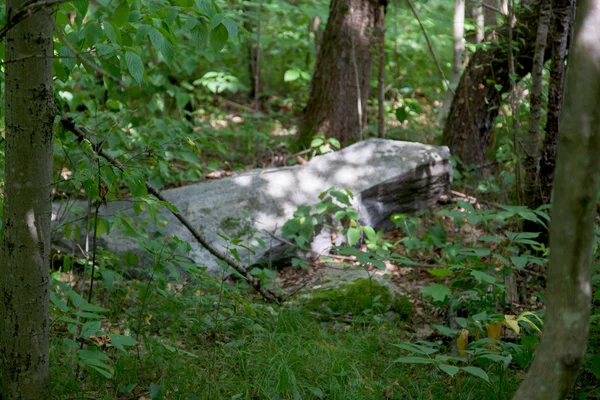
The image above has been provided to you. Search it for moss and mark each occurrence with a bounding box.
[304,278,393,316]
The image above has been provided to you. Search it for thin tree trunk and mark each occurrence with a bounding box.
[439,0,465,124]
[524,0,551,207]
[0,1,55,398]
[376,4,386,138]
[298,0,387,148]
[254,0,262,111]
[513,1,600,398]
[443,1,550,166]
[538,0,574,205]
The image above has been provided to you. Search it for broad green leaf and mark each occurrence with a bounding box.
[59,45,76,71]
[284,69,300,82]
[432,324,460,337]
[209,23,228,52]
[113,2,129,26]
[149,28,175,62]
[125,51,144,84]
[423,284,451,303]
[396,107,408,122]
[74,0,89,19]
[195,0,216,17]
[347,227,361,246]
[109,333,139,351]
[81,320,102,338]
[103,22,122,45]
[438,363,459,377]
[192,22,209,46]
[461,366,489,382]
[510,255,528,270]
[393,356,436,364]
[428,268,453,277]
[470,270,496,284]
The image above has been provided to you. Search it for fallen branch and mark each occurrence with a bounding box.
[60,117,282,303]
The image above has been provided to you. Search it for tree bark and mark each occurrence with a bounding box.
[524,0,552,207]
[442,1,550,166]
[298,0,387,148]
[376,4,386,138]
[538,0,574,205]
[513,1,600,398]
[0,1,55,398]
[438,0,465,124]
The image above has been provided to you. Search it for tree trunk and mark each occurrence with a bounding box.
[376,4,386,138]
[438,0,465,124]
[0,1,55,398]
[538,0,574,205]
[513,1,600,398]
[298,0,387,148]
[442,1,550,166]
[524,0,552,207]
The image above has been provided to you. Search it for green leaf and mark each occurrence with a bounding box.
[81,320,102,339]
[328,138,341,149]
[307,385,324,399]
[75,0,90,19]
[347,227,361,246]
[461,366,489,382]
[195,0,216,17]
[396,107,408,122]
[423,284,451,303]
[103,22,122,45]
[393,356,436,364]
[209,23,228,52]
[125,51,144,84]
[109,333,139,351]
[470,270,496,284]
[192,22,209,46]
[59,45,76,71]
[510,255,528,270]
[113,2,129,26]
[310,138,324,147]
[149,28,175,63]
[284,69,300,82]
[438,363,460,377]
[428,268,453,277]
[432,324,460,337]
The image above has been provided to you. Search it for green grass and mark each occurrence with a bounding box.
[49,279,523,399]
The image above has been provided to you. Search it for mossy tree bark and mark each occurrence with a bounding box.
[298,0,387,148]
[0,1,55,398]
[442,1,550,166]
[513,1,600,398]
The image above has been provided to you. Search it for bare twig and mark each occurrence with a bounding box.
[49,16,128,89]
[469,0,504,15]
[407,0,452,93]
[60,117,283,303]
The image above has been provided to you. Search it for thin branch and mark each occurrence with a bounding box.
[469,0,504,15]
[59,117,282,303]
[0,0,72,41]
[49,16,129,89]
[406,0,452,93]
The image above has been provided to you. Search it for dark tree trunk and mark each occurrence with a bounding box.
[298,0,387,148]
[538,0,574,205]
[524,0,551,208]
[443,1,550,166]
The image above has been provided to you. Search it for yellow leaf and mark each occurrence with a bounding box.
[503,315,520,334]
[457,329,469,356]
[516,315,542,334]
[185,136,196,147]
